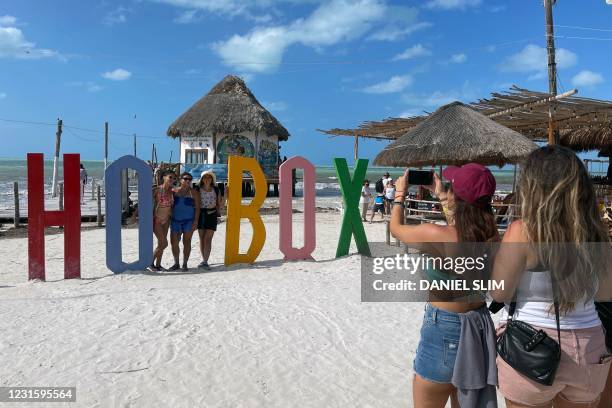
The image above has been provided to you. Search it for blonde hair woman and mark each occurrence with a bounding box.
[492,145,612,407]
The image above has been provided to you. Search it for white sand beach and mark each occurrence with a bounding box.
[0,212,505,407]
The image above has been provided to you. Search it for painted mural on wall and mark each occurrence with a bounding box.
[258,139,279,179]
[216,135,255,164]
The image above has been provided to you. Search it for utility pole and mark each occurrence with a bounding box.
[544,0,558,145]
[103,121,108,186]
[133,134,137,157]
[51,118,63,197]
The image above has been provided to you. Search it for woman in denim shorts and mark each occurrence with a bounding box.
[390,164,499,407]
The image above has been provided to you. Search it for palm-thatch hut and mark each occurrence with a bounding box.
[374,102,538,167]
[167,75,289,182]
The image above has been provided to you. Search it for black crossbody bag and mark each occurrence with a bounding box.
[495,291,561,386]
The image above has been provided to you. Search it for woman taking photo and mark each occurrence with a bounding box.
[491,145,611,408]
[169,172,200,271]
[391,163,499,408]
[197,170,223,270]
[151,170,175,271]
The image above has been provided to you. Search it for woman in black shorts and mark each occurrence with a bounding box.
[197,170,223,270]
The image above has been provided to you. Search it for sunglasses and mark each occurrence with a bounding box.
[182,177,193,181]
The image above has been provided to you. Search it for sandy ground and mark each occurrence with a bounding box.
[0,212,421,408]
[0,212,505,408]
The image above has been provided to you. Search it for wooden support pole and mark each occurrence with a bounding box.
[133,134,137,157]
[354,133,359,162]
[51,119,63,197]
[104,121,108,186]
[97,185,102,227]
[91,178,96,200]
[544,0,558,145]
[13,181,19,228]
[487,89,576,118]
[59,182,64,211]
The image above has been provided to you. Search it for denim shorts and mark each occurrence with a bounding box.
[413,303,461,383]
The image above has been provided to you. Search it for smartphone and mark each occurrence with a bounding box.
[408,170,433,186]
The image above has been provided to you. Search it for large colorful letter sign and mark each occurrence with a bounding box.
[279,156,316,260]
[225,156,267,265]
[334,158,371,257]
[27,153,81,280]
[105,155,153,273]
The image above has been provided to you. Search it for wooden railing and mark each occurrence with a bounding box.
[384,198,521,245]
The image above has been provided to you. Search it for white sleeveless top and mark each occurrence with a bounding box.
[499,270,600,330]
[200,189,217,209]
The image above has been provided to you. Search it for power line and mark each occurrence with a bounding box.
[0,117,166,140]
[555,24,612,33]
[555,34,612,41]
[0,118,56,127]
[64,126,100,143]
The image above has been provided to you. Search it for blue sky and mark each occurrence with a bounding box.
[1,0,611,164]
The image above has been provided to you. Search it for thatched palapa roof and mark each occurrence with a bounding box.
[167,75,289,141]
[374,102,538,167]
[320,86,612,152]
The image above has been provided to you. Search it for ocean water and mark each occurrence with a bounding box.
[0,159,107,209]
[0,158,517,208]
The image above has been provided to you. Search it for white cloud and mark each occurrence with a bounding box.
[501,44,577,73]
[263,101,288,111]
[213,27,290,73]
[103,6,131,26]
[490,5,506,12]
[572,70,604,88]
[174,9,200,23]
[363,75,412,94]
[102,68,132,81]
[449,53,467,63]
[403,90,457,107]
[527,71,546,81]
[399,109,423,118]
[369,21,431,41]
[401,81,478,108]
[151,0,251,17]
[71,81,104,92]
[0,15,17,26]
[367,6,431,42]
[212,0,389,73]
[425,0,481,10]
[392,44,431,61]
[0,18,62,59]
[0,92,6,99]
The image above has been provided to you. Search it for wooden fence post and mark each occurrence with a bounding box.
[13,181,19,228]
[97,185,102,227]
[91,178,96,201]
[385,221,390,246]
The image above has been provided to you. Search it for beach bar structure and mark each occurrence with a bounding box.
[318,86,612,159]
[167,75,290,192]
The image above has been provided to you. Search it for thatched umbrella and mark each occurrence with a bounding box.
[374,102,538,167]
[167,75,289,140]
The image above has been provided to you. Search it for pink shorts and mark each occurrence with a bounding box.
[496,324,611,406]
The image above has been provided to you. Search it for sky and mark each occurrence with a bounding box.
[1,0,611,165]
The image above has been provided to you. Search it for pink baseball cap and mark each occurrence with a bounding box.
[441,163,496,207]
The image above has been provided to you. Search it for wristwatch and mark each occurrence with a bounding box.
[393,201,405,208]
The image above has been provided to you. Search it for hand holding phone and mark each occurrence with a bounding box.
[407,170,434,186]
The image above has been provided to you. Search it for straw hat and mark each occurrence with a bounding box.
[199,170,217,185]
